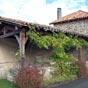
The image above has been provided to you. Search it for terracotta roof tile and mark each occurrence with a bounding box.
[0,16,88,37]
[50,10,88,24]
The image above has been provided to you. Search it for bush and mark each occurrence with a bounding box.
[16,66,43,88]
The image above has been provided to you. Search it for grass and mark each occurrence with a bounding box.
[0,79,17,88]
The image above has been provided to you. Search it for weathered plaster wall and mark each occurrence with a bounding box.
[0,38,88,69]
[54,19,88,35]
[0,36,88,78]
[0,38,19,71]
[26,45,52,67]
[0,38,52,71]
[0,38,52,79]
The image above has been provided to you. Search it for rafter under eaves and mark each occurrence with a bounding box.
[0,31,18,38]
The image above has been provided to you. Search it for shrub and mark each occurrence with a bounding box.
[16,66,43,88]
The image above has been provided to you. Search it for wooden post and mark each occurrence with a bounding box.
[15,31,28,68]
[77,47,87,78]
[20,31,28,68]
[78,47,82,60]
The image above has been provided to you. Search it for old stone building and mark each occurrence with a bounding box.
[50,9,88,35]
[50,8,88,62]
[0,10,88,79]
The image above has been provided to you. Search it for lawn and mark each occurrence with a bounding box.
[0,79,16,88]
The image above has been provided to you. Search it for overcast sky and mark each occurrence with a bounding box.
[0,0,88,25]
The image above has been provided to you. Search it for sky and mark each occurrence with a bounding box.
[0,0,88,25]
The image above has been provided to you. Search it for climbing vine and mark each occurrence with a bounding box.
[26,24,88,77]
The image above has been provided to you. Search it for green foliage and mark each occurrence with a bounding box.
[26,24,88,79]
[27,25,52,49]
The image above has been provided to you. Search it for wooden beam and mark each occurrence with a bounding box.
[20,31,28,55]
[20,31,28,68]
[0,31,18,38]
[15,31,28,68]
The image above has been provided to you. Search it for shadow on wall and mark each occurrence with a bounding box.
[25,43,52,67]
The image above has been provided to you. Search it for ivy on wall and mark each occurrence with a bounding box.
[26,24,88,77]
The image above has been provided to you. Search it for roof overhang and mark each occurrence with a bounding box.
[0,16,88,38]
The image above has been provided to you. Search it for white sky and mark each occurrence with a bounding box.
[0,0,88,25]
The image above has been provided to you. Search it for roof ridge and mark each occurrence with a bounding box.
[63,10,88,17]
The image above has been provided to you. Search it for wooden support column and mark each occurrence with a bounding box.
[15,31,28,68]
[77,47,87,78]
[78,47,83,60]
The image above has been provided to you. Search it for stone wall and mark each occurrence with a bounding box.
[54,19,88,35]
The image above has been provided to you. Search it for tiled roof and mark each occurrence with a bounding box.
[0,16,61,31]
[50,10,88,24]
[0,16,88,38]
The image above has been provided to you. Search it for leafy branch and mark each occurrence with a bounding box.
[26,24,88,77]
